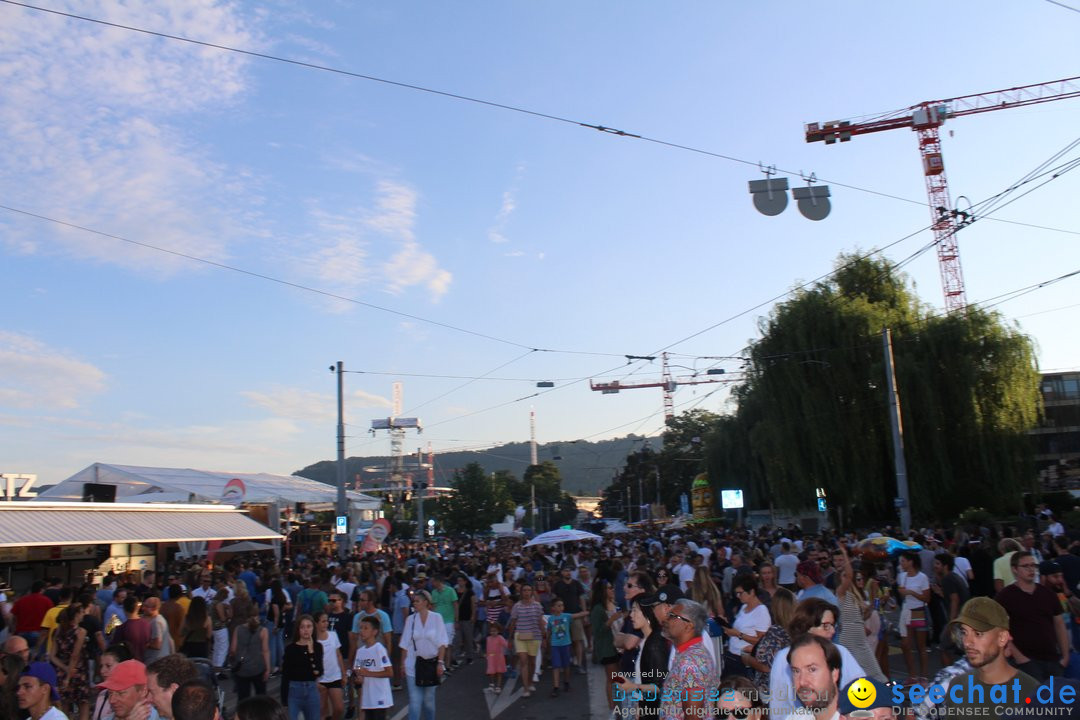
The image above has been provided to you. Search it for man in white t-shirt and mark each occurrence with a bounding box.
[775,543,799,589]
[676,554,698,592]
[352,616,394,720]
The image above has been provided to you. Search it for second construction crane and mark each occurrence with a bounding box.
[590,352,739,423]
[806,75,1080,314]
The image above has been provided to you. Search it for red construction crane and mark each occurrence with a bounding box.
[590,352,739,423]
[806,76,1080,314]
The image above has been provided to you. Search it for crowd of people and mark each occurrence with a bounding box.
[1,505,1079,720]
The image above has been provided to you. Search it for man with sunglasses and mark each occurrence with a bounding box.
[660,599,719,720]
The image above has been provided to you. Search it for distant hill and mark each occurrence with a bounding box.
[294,436,651,496]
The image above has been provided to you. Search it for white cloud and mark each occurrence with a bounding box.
[504,250,525,257]
[488,189,517,244]
[300,180,453,305]
[0,331,106,410]
[242,385,391,423]
[0,1,259,273]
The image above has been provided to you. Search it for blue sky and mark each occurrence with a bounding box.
[3,1,1079,488]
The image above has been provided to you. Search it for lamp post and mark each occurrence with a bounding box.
[332,362,348,560]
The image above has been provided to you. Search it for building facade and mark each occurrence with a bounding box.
[1033,371,1080,490]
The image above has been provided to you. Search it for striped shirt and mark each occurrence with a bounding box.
[509,601,545,637]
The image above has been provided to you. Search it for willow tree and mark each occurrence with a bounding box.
[706,254,1041,522]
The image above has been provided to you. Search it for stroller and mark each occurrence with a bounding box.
[189,657,229,720]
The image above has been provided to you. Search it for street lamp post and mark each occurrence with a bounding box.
[333,361,348,560]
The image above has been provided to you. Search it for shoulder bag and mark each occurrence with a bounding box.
[411,615,440,687]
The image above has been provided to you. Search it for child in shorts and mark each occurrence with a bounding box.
[545,598,586,697]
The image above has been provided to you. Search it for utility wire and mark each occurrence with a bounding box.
[658,137,1080,354]
[1045,0,1080,14]
[0,202,632,360]
[10,0,1075,224]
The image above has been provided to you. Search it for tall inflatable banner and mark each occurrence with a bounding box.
[361,519,391,553]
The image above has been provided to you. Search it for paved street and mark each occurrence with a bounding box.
[218,617,947,720]
[220,655,605,720]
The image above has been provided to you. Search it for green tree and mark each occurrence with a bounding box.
[511,461,579,531]
[436,462,513,534]
[705,254,1041,522]
[601,410,720,518]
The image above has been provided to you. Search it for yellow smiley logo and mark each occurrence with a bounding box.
[847,678,876,709]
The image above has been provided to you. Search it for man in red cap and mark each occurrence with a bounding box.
[16,662,66,720]
[99,660,159,720]
[795,561,838,605]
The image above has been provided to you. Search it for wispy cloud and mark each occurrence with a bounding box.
[0,1,259,273]
[0,331,106,410]
[242,385,391,423]
[488,190,517,244]
[300,180,453,305]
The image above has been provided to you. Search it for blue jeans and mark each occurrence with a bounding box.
[288,681,320,720]
[266,622,284,669]
[405,675,436,720]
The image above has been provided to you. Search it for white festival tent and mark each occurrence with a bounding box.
[37,463,382,511]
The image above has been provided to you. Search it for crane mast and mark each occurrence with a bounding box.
[806,75,1080,314]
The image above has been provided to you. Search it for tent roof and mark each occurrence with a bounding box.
[36,463,382,510]
[0,502,281,547]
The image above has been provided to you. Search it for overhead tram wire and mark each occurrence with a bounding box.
[399,348,538,417]
[356,141,1080,440]
[403,147,1080,440]
[8,0,1078,235]
[0,203,636,361]
[655,138,1080,356]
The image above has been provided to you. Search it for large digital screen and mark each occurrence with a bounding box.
[720,489,744,509]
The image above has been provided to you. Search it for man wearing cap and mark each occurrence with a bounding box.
[943,597,1040,712]
[839,677,902,720]
[995,550,1068,681]
[100,660,160,720]
[796,562,839,605]
[17,662,67,720]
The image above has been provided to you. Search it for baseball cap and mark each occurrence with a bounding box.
[654,585,684,604]
[97,660,147,691]
[796,561,823,585]
[20,662,60,701]
[1039,560,1063,575]
[838,678,903,715]
[949,597,1009,633]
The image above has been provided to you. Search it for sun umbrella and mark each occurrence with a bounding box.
[524,528,602,547]
[215,540,278,554]
[854,536,922,560]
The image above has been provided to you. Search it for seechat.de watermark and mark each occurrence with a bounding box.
[890,676,1076,715]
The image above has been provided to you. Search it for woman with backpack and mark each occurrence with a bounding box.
[231,607,270,701]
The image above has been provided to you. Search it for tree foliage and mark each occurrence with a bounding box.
[514,461,579,530]
[435,462,514,534]
[600,410,720,518]
[435,461,577,534]
[701,254,1041,522]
